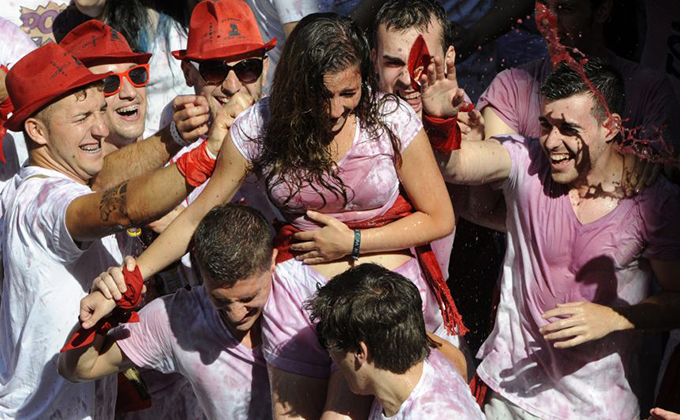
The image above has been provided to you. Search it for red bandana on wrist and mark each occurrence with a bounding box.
[61,266,144,352]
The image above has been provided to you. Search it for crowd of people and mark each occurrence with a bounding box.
[0,0,679,419]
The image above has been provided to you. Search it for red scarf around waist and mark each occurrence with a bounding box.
[274,194,467,336]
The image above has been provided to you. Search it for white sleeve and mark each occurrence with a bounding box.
[0,17,36,68]
[272,0,330,25]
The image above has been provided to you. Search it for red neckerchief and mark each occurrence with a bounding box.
[274,194,467,336]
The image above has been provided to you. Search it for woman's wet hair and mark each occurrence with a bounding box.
[250,13,401,207]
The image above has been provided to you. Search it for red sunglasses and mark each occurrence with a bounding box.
[103,64,150,97]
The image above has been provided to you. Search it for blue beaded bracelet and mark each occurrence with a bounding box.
[351,229,361,260]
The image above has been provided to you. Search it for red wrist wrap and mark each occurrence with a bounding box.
[176,141,216,187]
[0,64,13,163]
[61,266,144,352]
[423,113,462,153]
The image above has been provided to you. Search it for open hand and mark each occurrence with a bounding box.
[421,54,466,119]
[540,301,629,348]
[291,211,354,264]
[206,91,255,156]
[173,95,210,143]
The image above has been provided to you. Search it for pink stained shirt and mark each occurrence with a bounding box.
[115,286,271,420]
[229,95,422,231]
[476,135,680,420]
[477,52,680,151]
[368,350,485,420]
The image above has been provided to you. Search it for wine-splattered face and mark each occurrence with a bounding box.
[539,92,618,185]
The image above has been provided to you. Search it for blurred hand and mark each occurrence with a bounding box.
[421,54,466,119]
[621,151,661,197]
[173,95,210,143]
[648,407,680,420]
[205,91,255,156]
[458,109,485,142]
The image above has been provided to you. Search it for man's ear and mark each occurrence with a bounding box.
[270,249,278,272]
[180,60,197,88]
[354,342,369,366]
[261,56,270,88]
[603,112,622,142]
[445,45,455,63]
[24,117,49,146]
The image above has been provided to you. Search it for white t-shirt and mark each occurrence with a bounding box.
[0,166,122,419]
[368,350,484,420]
[116,285,271,420]
[476,136,680,420]
[246,0,329,91]
[0,17,36,189]
[142,20,194,139]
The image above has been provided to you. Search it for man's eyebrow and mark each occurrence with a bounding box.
[561,120,583,131]
[239,293,258,303]
[382,54,406,64]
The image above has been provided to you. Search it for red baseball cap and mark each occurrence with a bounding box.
[5,43,110,132]
[172,0,276,62]
[60,20,151,66]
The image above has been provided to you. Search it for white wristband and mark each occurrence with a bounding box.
[170,121,190,147]
[205,144,217,160]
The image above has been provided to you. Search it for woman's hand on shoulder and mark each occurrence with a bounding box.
[291,211,354,264]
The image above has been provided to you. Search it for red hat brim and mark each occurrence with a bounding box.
[171,38,276,62]
[6,71,110,132]
[80,51,152,67]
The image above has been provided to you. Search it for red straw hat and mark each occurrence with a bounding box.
[172,0,276,62]
[59,20,151,66]
[5,43,110,132]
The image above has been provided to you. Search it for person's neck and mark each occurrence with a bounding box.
[106,133,139,151]
[571,145,624,199]
[373,361,425,417]
[28,149,88,185]
[221,314,262,349]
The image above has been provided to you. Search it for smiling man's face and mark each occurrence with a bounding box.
[373,17,451,117]
[89,62,147,154]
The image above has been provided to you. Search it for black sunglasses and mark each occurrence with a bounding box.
[191,57,264,85]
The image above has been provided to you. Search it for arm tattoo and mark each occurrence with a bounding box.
[99,182,129,222]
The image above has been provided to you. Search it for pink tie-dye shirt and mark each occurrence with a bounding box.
[368,350,484,419]
[476,135,680,420]
[229,96,422,231]
[115,285,271,420]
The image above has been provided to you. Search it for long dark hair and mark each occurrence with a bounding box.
[250,13,402,207]
[104,0,190,53]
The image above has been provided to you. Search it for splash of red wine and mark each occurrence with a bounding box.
[534,3,676,164]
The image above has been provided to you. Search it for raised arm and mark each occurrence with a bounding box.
[437,135,512,185]
[361,128,455,250]
[90,125,183,191]
[134,131,248,279]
